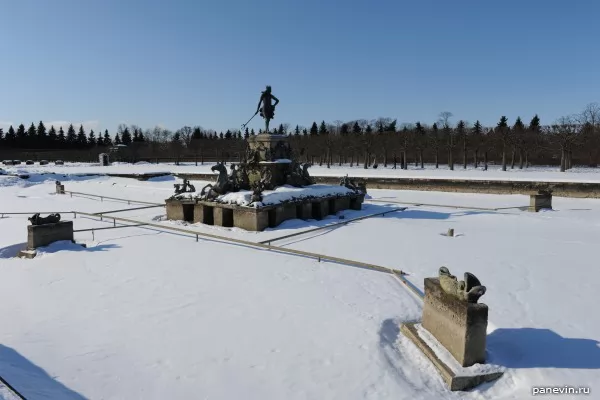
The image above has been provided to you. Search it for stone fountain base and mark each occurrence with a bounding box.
[165,191,364,231]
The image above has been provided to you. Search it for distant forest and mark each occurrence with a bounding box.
[1,102,599,172]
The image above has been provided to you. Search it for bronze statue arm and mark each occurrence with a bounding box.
[272,95,280,107]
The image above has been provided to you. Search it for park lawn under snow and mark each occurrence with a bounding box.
[0,174,599,399]
[6,161,600,183]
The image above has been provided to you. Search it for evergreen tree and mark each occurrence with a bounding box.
[96,134,103,146]
[529,114,540,131]
[88,130,96,147]
[16,124,26,148]
[103,130,112,146]
[225,130,232,139]
[513,117,525,131]
[37,121,47,148]
[114,132,122,145]
[138,130,145,142]
[219,132,224,139]
[365,124,373,134]
[310,122,318,136]
[57,127,66,147]
[319,121,328,135]
[48,126,57,148]
[192,127,203,140]
[352,122,361,134]
[250,129,255,136]
[76,125,88,148]
[121,128,132,145]
[27,123,37,148]
[66,124,77,148]
[0,128,3,144]
[496,116,510,171]
[278,124,285,135]
[340,123,349,135]
[302,128,308,136]
[244,127,250,139]
[294,125,300,136]
[133,129,140,142]
[5,126,16,146]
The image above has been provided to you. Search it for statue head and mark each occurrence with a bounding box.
[265,85,271,92]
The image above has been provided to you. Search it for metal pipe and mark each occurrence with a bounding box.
[75,211,407,276]
[258,207,406,245]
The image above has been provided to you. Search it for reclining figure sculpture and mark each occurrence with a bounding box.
[173,179,196,194]
[438,266,486,303]
[28,213,61,225]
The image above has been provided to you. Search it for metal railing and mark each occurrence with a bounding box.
[63,190,163,206]
[75,211,407,276]
[259,207,407,245]
[366,198,525,212]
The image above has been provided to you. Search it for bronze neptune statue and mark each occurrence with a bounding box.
[255,85,279,133]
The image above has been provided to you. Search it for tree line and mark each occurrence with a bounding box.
[2,103,599,172]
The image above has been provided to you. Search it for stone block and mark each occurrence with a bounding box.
[296,202,312,220]
[166,200,195,222]
[214,207,234,227]
[333,197,351,213]
[233,208,269,231]
[194,203,214,225]
[349,195,363,210]
[421,278,488,367]
[166,200,184,221]
[400,322,503,391]
[27,220,74,250]
[55,184,65,194]
[528,193,552,212]
[274,203,297,226]
[311,199,329,220]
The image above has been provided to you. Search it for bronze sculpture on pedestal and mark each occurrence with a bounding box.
[255,85,279,133]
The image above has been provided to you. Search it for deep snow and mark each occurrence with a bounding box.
[0,171,599,399]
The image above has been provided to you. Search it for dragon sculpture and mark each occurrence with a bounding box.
[438,266,486,304]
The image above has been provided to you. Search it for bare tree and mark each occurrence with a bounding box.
[579,102,600,167]
[551,115,582,172]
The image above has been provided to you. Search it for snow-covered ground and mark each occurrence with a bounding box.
[4,161,600,183]
[0,173,599,399]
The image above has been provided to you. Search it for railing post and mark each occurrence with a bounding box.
[92,229,95,241]
[74,212,77,219]
[196,234,198,242]
[113,218,116,227]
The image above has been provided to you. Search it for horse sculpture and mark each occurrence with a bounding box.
[200,164,231,200]
[28,213,61,226]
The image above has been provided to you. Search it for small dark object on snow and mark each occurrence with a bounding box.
[174,178,196,194]
[40,160,49,165]
[28,213,61,226]
[55,160,64,165]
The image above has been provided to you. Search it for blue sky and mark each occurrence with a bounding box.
[1,0,598,134]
